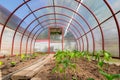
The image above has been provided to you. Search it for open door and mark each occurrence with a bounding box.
[48,27,64,53]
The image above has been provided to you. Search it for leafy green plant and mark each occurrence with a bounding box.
[31,53,38,59]
[87,78,94,80]
[53,50,77,80]
[99,70,120,80]
[95,50,111,68]
[0,61,4,66]
[10,61,16,67]
[21,54,26,61]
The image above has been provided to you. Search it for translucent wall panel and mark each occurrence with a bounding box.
[35,41,48,52]
[107,0,120,13]
[74,15,89,32]
[0,24,3,36]
[82,36,87,51]
[0,0,23,12]
[86,33,93,53]
[79,39,83,51]
[77,40,80,51]
[21,36,28,54]
[55,0,78,10]
[14,32,22,54]
[83,0,112,23]
[116,13,120,25]
[27,38,32,54]
[31,39,35,53]
[27,0,52,11]
[1,27,14,56]
[71,21,84,36]
[101,18,119,57]
[93,27,102,52]
[63,39,76,51]
[77,5,97,28]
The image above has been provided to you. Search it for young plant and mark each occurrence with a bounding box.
[95,50,111,68]
[0,61,4,66]
[99,70,120,80]
[10,61,16,67]
[87,78,94,80]
[31,53,38,59]
[53,50,77,80]
[21,54,26,61]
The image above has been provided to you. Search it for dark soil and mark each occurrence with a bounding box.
[33,58,120,80]
[0,53,46,77]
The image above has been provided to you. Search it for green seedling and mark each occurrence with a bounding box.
[0,61,4,66]
[21,54,27,61]
[99,70,120,80]
[10,61,16,67]
[87,78,94,80]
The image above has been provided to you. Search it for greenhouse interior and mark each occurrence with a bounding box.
[0,0,120,80]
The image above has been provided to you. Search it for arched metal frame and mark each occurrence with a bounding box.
[24,13,85,53]
[34,23,79,52]
[1,5,96,56]
[9,6,95,55]
[24,19,82,54]
[0,0,119,58]
[103,0,120,58]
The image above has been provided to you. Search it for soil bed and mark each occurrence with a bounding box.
[33,58,120,80]
[0,53,46,77]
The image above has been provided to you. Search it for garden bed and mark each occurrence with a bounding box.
[33,58,120,80]
[0,52,46,77]
[32,50,120,80]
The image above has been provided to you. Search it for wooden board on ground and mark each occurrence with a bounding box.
[11,54,54,80]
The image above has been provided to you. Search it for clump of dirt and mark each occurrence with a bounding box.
[33,58,120,80]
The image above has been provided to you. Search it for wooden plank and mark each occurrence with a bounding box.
[11,54,54,80]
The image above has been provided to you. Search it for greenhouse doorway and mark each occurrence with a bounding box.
[48,27,64,53]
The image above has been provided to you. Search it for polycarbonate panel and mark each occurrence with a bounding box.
[101,17,119,57]
[31,39,35,53]
[0,24,3,36]
[93,27,102,52]
[55,8,74,20]
[55,0,78,11]
[83,0,112,23]
[31,25,41,35]
[14,32,22,54]
[77,40,80,51]
[37,29,48,40]
[56,15,70,23]
[69,25,80,38]
[71,21,84,36]
[0,5,11,24]
[116,13,120,25]
[35,40,48,52]
[107,0,120,13]
[34,7,54,18]
[86,33,93,53]
[18,14,36,33]
[63,39,76,51]
[79,38,83,51]
[74,15,89,32]
[77,5,97,28]
[27,21,38,32]
[21,36,28,54]
[27,38,32,54]
[82,36,87,51]
[14,4,31,20]
[1,27,14,56]
[0,0,23,12]
[27,0,52,11]
[38,15,54,23]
